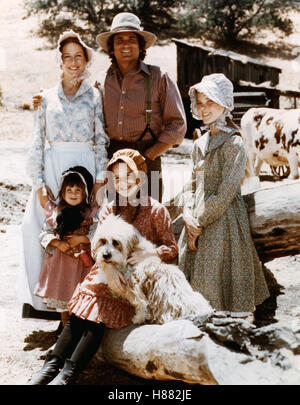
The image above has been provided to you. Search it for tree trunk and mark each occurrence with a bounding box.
[244,181,300,262]
[98,313,300,385]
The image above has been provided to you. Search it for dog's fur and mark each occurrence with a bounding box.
[91,214,212,324]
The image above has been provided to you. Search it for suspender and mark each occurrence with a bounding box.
[137,68,156,142]
[98,65,156,142]
[144,71,152,127]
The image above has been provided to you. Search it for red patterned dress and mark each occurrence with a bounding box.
[68,196,178,329]
[34,201,98,311]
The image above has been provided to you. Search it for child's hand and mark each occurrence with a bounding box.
[37,185,55,208]
[99,205,111,223]
[186,226,202,251]
[187,233,200,251]
[183,210,202,251]
[183,211,202,233]
[66,235,89,248]
[128,248,158,266]
[51,239,70,253]
[183,210,200,230]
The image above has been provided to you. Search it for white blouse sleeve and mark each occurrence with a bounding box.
[26,100,47,190]
[93,88,109,182]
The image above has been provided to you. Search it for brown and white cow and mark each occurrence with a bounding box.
[241,107,300,180]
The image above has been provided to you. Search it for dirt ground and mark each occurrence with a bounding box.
[1,0,300,386]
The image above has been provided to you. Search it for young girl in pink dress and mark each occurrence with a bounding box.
[34,166,98,326]
[28,149,178,385]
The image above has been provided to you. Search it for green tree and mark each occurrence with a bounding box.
[177,0,298,44]
[24,0,184,47]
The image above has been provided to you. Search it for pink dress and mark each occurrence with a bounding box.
[34,201,98,310]
[68,196,178,328]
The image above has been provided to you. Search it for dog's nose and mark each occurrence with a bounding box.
[103,251,112,260]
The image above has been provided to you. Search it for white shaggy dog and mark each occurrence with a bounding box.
[91,214,212,324]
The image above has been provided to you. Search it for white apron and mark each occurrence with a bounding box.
[18,142,96,312]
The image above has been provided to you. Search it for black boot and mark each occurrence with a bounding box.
[48,359,79,385]
[27,354,62,385]
[54,321,63,336]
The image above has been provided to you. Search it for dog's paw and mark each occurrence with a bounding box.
[132,306,151,324]
[132,313,146,325]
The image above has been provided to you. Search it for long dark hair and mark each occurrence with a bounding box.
[55,173,88,240]
[57,173,88,212]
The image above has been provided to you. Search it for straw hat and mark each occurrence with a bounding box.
[96,13,157,52]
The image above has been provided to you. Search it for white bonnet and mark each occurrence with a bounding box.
[55,29,94,67]
[189,73,234,120]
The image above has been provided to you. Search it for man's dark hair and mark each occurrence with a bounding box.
[107,33,146,64]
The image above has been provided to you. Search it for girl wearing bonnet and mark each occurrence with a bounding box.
[178,73,269,323]
[19,31,109,318]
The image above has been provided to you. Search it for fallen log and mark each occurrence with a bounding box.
[167,180,300,263]
[244,181,300,262]
[97,313,300,385]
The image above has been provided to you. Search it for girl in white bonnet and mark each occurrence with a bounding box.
[178,73,269,323]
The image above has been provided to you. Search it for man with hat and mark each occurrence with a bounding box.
[96,12,186,202]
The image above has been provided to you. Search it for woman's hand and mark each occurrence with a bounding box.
[128,248,158,266]
[37,186,55,208]
[32,89,44,111]
[66,235,89,248]
[50,239,70,253]
[104,266,126,296]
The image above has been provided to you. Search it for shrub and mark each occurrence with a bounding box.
[24,0,185,48]
[177,0,298,45]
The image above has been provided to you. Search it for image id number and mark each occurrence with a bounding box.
[150,389,192,401]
